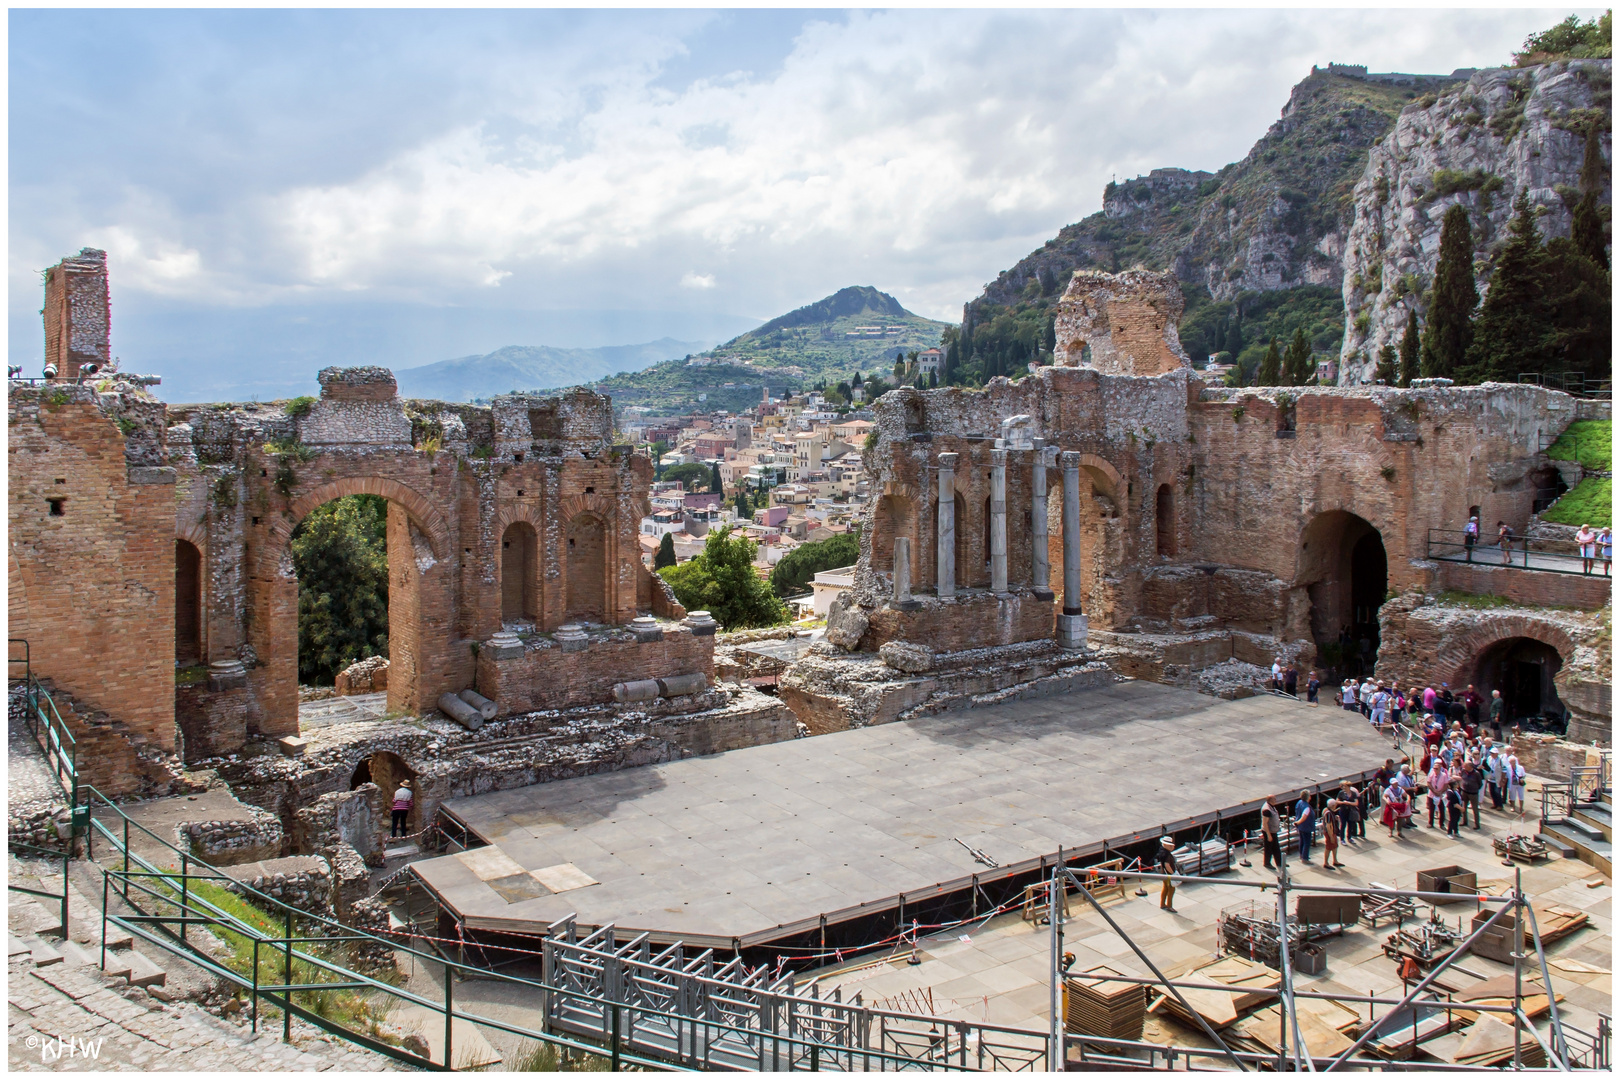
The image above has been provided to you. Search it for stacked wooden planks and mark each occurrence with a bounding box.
[1064,966,1147,1040]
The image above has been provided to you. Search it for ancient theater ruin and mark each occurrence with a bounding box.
[9,252,1610,1069]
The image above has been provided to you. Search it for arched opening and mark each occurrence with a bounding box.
[355,750,419,840]
[565,513,607,623]
[1155,485,1175,558]
[175,539,203,663]
[1298,511,1387,677]
[292,494,389,688]
[500,521,538,624]
[952,492,967,589]
[1472,637,1566,730]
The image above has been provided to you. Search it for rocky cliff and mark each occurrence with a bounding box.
[1337,60,1612,384]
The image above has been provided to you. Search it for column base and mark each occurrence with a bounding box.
[1032,588,1055,602]
[889,599,923,612]
[1057,614,1089,651]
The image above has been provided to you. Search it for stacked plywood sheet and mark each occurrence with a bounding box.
[1421,1015,1547,1068]
[1226,996,1360,1060]
[1149,955,1279,1030]
[1171,839,1231,877]
[1064,966,1146,1040]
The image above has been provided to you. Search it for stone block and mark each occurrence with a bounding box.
[879,641,935,673]
[277,736,308,757]
[1058,613,1089,650]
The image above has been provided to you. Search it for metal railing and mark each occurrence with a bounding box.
[1425,528,1611,576]
[7,841,71,939]
[8,639,79,810]
[1519,372,1614,399]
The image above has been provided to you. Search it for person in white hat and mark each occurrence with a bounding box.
[1156,837,1179,912]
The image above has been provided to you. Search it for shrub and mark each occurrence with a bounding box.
[284,395,318,419]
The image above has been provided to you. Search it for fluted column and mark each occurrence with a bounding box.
[989,449,1008,594]
[1030,442,1053,599]
[1058,451,1088,649]
[936,453,957,598]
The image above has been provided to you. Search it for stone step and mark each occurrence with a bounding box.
[1539,819,1613,877]
[95,947,134,981]
[25,936,64,967]
[66,882,133,950]
[384,842,420,860]
[113,948,166,988]
[9,933,33,958]
[56,939,100,969]
[8,896,64,938]
[1571,799,1612,842]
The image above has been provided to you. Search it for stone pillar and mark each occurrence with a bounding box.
[936,453,957,598]
[1030,443,1053,600]
[891,536,920,610]
[989,450,1009,594]
[1058,451,1088,650]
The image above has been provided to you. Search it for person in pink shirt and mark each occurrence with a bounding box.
[1422,685,1438,713]
[1426,760,1451,829]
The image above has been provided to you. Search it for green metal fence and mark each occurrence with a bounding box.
[8,638,80,810]
[7,841,71,940]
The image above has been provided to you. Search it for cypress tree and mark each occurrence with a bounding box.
[928,370,938,389]
[1398,308,1420,387]
[1284,327,1313,385]
[654,531,676,570]
[1464,192,1547,383]
[1375,345,1398,384]
[1572,122,1609,270]
[710,461,724,495]
[1421,204,1477,378]
[1257,339,1282,386]
[1224,314,1244,357]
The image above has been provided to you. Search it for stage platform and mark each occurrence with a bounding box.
[411,680,1392,949]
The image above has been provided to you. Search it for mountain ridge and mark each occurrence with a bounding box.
[395,337,711,402]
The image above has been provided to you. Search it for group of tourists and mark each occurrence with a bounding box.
[1463,514,1612,574]
[1335,679,1513,739]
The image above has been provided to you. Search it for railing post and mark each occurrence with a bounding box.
[100,869,109,973]
[283,907,294,1044]
[180,853,189,944]
[123,816,130,900]
[61,847,70,940]
[444,962,455,1068]
[611,1002,622,1071]
[252,938,260,1034]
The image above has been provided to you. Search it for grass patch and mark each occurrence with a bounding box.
[1541,477,1612,527]
[1545,419,1611,471]
[175,665,208,688]
[1436,591,1515,610]
[510,1040,613,1071]
[142,872,401,1039]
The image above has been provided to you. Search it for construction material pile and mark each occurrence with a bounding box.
[1064,966,1146,1040]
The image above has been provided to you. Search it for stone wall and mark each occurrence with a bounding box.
[1053,269,1191,376]
[176,807,284,866]
[1435,560,1611,611]
[42,248,110,380]
[222,855,333,917]
[475,622,715,717]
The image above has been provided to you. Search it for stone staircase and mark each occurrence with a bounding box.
[1539,787,1613,876]
[7,853,400,1072]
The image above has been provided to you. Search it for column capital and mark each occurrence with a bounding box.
[990,448,1007,467]
[937,452,959,469]
[1060,450,1082,469]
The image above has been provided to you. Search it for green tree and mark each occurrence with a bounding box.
[1375,344,1398,384]
[710,461,724,495]
[662,462,711,491]
[1422,204,1477,378]
[653,531,677,570]
[1464,192,1548,382]
[1514,11,1612,65]
[1256,339,1282,386]
[1284,327,1313,385]
[1537,234,1611,381]
[1573,122,1609,271]
[658,526,788,629]
[769,532,861,598]
[292,494,388,685]
[1398,308,1420,387]
[928,370,938,389]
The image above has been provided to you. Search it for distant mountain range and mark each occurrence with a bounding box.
[597,286,950,414]
[395,338,712,401]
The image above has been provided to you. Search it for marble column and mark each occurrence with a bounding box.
[1058,450,1088,650]
[892,536,919,610]
[1030,442,1053,600]
[989,449,1009,594]
[936,453,957,598]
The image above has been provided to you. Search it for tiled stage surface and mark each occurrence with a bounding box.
[412,681,1393,947]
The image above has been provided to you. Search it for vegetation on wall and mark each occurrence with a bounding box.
[292,494,389,685]
[1541,476,1612,527]
[1545,419,1612,471]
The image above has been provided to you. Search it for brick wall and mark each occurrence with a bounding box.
[8,392,176,749]
[475,625,715,716]
[861,591,1055,652]
[1435,561,1611,611]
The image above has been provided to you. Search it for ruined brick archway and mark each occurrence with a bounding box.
[270,477,449,560]
[1435,616,1577,688]
[1296,510,1387,664]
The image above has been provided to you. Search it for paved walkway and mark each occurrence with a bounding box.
[1433,543,1613,577]
[9,696,65,814]
[299,692,390,731]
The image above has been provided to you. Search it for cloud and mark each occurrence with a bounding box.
[11,7,1572,339]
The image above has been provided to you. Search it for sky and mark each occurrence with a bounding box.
[8,7,1582,401]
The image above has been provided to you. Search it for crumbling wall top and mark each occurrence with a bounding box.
[1053,269,1190,377]
[318,366,398,403]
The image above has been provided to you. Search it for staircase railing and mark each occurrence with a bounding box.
[6,840,71,939]
[8,638,79,811]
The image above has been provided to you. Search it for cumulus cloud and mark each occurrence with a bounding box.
[11,8,1570,333]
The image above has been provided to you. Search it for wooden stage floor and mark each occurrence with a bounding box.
[411,680,1394,948]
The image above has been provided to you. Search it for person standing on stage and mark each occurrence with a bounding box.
[391,779,414,838]
[1260,795,1282,871]
[1157,837,1179,912]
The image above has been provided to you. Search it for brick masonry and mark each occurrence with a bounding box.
[475,624,715,716]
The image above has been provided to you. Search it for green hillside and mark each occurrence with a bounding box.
[599,286,950,413]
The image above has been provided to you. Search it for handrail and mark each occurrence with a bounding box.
[1425,528,1611,577]
[8,639,78,810]
[7,840,71,939]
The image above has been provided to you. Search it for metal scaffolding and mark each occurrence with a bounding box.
[1046,851,1610,1071]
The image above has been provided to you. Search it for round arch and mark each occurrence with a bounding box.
[268,477,450,561]
[1296,510,1388,673]
[1436,615,1577,687]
